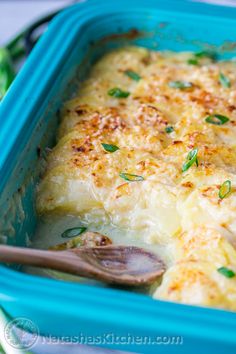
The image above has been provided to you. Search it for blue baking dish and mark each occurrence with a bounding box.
[1,0,236,352]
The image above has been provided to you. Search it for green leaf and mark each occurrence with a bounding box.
[102,143,119,153]
[205,114,229,125]
[187,58,199,66]
[168,81,193,89]
[61,227,87,238]
[219,72,231,88]
[219,180,231,199]
[182,148,198,172]
[194,50,217,60]
[217,266,235,278]
[8,44,26,61]
[0,48,15,100]
[165,126,174,134]
[124,70,141,81]
[119,172,144,182]
[108,87,130,98]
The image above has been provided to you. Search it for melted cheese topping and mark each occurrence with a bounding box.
[37,46,236,310]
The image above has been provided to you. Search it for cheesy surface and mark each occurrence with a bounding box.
[37,46,236,310]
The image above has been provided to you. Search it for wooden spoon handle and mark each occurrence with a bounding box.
[0,245,104,283]
[0,245,84,272]
[0,245,120,281]
[0,245,90,276]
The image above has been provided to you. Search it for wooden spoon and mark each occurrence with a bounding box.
[0,245,165,286]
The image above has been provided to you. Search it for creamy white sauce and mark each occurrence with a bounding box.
[24,213,168,293]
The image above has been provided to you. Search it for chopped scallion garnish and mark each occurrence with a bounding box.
[168,81,193,89]
[61,227,87,238]
[205,114,229,125]
[219,72,231,88]
[182,148,198,172]
[124,70,141,81]
[165,126,174,134]
[219,180,231,199]
[102,143,119,153]
[108,87,130,98]
[119,172,144,182]
[217,266,235,278]
[187,58,199,66]
[194,50,217,60]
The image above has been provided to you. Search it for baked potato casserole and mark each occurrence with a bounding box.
[36,46,236,310]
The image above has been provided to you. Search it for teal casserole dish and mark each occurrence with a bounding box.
[1,0,236,352]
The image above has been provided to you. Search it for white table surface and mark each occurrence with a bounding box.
[0,0,72,46]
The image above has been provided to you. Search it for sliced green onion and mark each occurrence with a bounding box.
[124,70,141,81]
[165,126,174,134]
[219,180,231,199]
[217,266,235,278]
[182,148,198,172]
[102,143,119,153]
[187,58,199,66]
[219,72,231,88]
[194,50,217,60]
[61,227,87,238]
[205,114,229,125]
[108,87,130,98]
[119,172,144,182]
[168,81,193,89]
